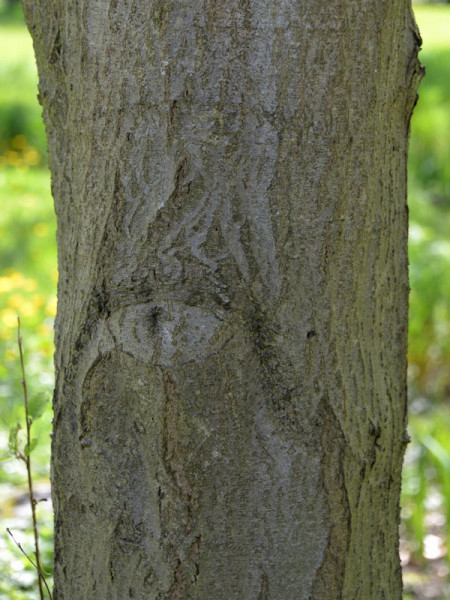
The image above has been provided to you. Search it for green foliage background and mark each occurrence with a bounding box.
[0,1,448,598]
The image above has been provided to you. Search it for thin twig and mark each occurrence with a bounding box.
[7,529,53,600]
[17,317,48,600]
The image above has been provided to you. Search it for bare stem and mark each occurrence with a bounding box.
[17,317,47,600]
[7,529,53,600]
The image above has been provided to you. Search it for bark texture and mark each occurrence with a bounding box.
[24,1,423,598]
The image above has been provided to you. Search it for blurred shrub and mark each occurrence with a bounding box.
[402,407,450,563]
[402,5,450,574]
[408,8,450,403]
[0,7,47,163]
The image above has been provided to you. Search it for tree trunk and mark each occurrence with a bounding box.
[23,1,422,598]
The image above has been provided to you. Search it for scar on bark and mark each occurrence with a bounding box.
[147,305,162,332]
[258,572,270,600]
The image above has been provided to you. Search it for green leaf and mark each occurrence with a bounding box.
[28,392,50,421]
[8,423,21,456]
[24,437,38,457]
[422,434,450,471]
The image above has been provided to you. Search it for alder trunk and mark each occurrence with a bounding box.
[24,1,422,598]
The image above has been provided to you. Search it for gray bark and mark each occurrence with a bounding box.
[23,1,423,598]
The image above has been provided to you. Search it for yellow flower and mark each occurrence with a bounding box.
[20,194,36,207]
[51,268,59,283]
[37,322,52,337]
[0,277,13,293]
[46,296,57,317]
[1,308,18,328]
[33,222,49,237]
[5,150,22,167]
[20,301,37,317]
[7,293,26,310]
[23,278,38,292]
[23,147,41,166]
[31,293,45,309]
[11,134,27,150]
[39,341,54,358]
[0,327,12,340]
[8,271,26,287]
[5,349,18,361]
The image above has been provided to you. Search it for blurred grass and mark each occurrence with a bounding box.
[402,5,450,597]
[0,1,448,599]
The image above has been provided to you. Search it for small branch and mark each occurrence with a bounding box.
[17,317,48,600]
[7,529,53,600]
